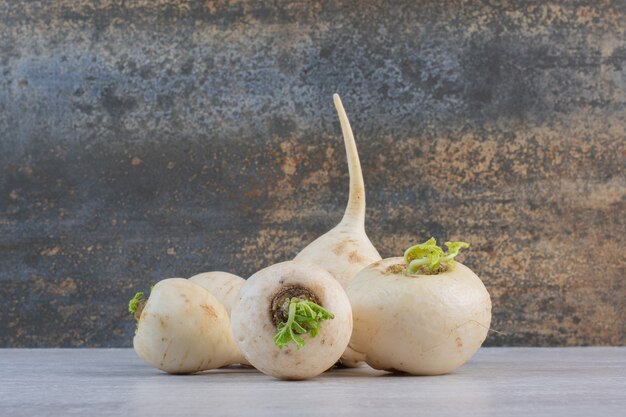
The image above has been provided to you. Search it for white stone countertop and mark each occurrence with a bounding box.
[0,347,624,416]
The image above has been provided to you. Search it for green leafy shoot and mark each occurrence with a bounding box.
[440,241,470,265]
[403,237,444,271]
[128,291,145,314]
[404,237,469,274]
[274,298,335,349]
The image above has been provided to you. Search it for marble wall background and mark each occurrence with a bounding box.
[1,1,624,347]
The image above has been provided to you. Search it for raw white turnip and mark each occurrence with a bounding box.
[187,271,250,366]
[230,260,352,380]
[347,238,492,375]
[130,278,245,374]
[189,271,245,314]
[294,94,381,366]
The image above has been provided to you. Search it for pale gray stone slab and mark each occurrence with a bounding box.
[0,348,624,417]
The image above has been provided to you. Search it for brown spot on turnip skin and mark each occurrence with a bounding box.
[369,260,383,269]
[414,264,450,275]
[348,250,365,264]
[200,304,217,318]
[382,262,451,276]
[385,264,406,275]
[456,337,463,350]
[332,239,357,255]
[159,317,168,329]
[160,339,173,368]
[332,243,346,255]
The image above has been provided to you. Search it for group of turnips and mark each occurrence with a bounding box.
[128,95,492,380]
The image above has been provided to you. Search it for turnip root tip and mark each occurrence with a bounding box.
[333,93,366,226]
[295,94,381,289]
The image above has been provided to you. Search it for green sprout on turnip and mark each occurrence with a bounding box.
[130,278,247,374]
[128,291,145,314]
[274,298,335,349]
[347,239,492,375]
[231,261,353,380]
[404,238,470,275]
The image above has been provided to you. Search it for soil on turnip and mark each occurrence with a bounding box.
[270,285,321,326]
[384,263,450,276]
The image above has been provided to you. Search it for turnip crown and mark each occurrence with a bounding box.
[273,298,335,350]
[404,238,469,275]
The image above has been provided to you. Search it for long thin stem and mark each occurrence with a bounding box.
[334,94,366,228]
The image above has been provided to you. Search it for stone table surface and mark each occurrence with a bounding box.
[0,348,624,417]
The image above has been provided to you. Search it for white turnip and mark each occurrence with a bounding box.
[187,271,250,366]
[294,94,381,366]
[130,278,245,374]
[188,271,245,314]
[347,238,492,375]
[230,260,352,380]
